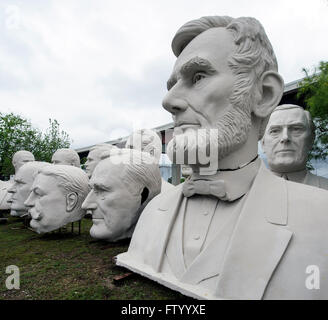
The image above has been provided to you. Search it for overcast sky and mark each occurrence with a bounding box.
[0,0,327,149]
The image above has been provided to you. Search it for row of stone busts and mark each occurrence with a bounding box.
[2,137,164,241]
[6,148,87,234]
[1,148,81,214]
[9,162,89,233]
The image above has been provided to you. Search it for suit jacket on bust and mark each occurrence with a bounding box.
[117,160,328,300]
[304,171,328,190]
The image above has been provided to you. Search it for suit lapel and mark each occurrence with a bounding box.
[165,197,188,278]
[215,163,293,299]
[150,184,185,272]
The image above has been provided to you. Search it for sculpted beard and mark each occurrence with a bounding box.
[167,95,252,167]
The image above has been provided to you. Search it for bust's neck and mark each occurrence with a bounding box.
[272,167,308,183]
[191,122,259,174]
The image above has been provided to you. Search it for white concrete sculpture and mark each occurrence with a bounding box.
[85,144,118,178]
[25,164,89,234]
[126,129,174,193]
[262,104,328,189]
[51,148,80,167]
[12,150,35,173]
[0,150,35,211]
[82,149,161,242]
[0,180,12,210]
[8,162,50,217]
[117,16,328,299]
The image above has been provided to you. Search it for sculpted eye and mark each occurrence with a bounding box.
[93,187,100,195]
[93,186,109,195]
[33,189,43,197]
[291,126,305,133]
[270,128,280,135]
[192,72,205,84]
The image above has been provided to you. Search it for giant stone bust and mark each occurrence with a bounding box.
[262,104,328,189]
[82,149,161,242]
[117,16,328,300]
[12,150,35,173]
[51,148,80,168]
[25,165,89,234]
[1,150,35,211]
[126,129,174,193]
[84,143,118,178]
[8,161,50,217]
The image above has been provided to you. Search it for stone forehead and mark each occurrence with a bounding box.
[17,160,49,175]
[268,107,308,125]
[174,27,236,69]
[13,151,34,161]
[33,173,58,188]
[92,159,125,183]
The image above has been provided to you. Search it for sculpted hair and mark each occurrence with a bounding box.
[19,161,50,178]
[125,129,162,163]
[102,149,162,205]
[53,148,81,167]
[272,104,315,143]
[89,143,118,159]
[39,165,89,218]
[172,16,279,139]
[12,150,35,165]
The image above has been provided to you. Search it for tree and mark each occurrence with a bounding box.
[0,112,71,179]
[297,61,328,161]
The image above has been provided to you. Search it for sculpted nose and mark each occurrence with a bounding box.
[24,192,34,207]
[81,191,97,211]
[162,89,188,115]
[7,185,16,194]
[280,127,290,143]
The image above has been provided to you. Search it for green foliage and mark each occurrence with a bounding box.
[297,61,328,161]
[0,112,71,179]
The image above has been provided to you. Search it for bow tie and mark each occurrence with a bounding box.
[182,179,228,200]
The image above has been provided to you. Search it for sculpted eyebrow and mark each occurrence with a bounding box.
[32,186,45,195]
[180,57,217,75]
[93,183,110,191]
[166,57,217,90]
[289,122,306,127]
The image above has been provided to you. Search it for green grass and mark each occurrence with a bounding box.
[0,216,186,300]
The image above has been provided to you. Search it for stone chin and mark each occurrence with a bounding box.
[10,202,27,213]
[30,219,47,234]
[269,155,307,174]
[90,221,111,240]
[90,221,129,242]
[10,209,28,217]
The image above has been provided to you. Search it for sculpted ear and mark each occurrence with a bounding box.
[66,192,78,212]
[253,71,284,118]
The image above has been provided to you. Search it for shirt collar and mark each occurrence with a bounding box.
[189,158,261,201]
[273,169,307,183]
